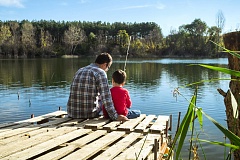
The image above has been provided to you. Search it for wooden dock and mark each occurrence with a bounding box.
[0,111,172,160]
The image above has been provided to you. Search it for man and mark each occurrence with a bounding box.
[67,53,128,121]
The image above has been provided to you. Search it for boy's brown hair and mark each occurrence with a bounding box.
[112,69,126,84]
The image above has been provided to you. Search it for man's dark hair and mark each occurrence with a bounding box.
[95,53,112,64]
[112,69,126,84]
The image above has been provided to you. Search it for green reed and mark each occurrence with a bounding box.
[167,44,240,160]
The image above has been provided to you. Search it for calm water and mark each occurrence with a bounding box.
[0,57,231,159]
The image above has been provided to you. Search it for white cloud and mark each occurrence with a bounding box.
[115,5,151,10]
[113,2,165,11]
[0,0,25,8]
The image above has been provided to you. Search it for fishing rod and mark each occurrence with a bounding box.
[124,36,131,72]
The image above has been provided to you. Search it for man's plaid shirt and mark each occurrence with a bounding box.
[67,63,118,120]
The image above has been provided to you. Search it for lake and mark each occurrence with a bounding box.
[0,57,231,159]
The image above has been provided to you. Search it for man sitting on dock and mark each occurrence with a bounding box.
[67,53,128,122]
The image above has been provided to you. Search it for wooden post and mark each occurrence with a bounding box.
[160,133,163,146]
[165,120,168,138]
[154,138,158,160]
[176,112,181,133]
[169,114,172,131]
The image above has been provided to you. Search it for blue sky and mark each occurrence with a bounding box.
[0,0,239,36]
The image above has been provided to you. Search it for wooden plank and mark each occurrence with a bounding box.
[0,122,32,134]
[40,117,73,127]
[2,129,92,160]
[135,115,156,132]
[62,131,126,160]
[0,111,68,134]
[114,133,160,160]
[0,117,73,145]
[0,127,56,146]
[84,117,111,129]
[70,130,107,146]
[0,125,40,139]
[0,126,79,158]
[93,132,142,160]
[54,118,108,129]
[63,118,110,129]
[58,119,86,127]
[150,115,169,132]
[0,122,20,129]
[35,130,107,160]
[17,111,67,123]
[103,121,121,130]
[0,117,72,139]
[117,114,146,131]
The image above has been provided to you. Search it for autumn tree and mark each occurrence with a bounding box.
[87,32,97,54]
[40,29,53,55]
[95,30,108,53]
[63,24,86,55]
[20,21,36,57]
[8,21,21,57]
[0,24,12,45]
[0,24,12,56]
[144,27,163,55]
[207,26,222,56]
[116,30,130,54]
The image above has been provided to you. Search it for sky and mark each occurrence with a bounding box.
[0,0,239,36]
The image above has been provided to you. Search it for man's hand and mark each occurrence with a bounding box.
[117,115,129,122]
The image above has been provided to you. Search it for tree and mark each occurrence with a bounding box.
[20,21,36,57]
[0,24,12,57]
[215,10,225,54]
[216,10,225,33]
[87,32,97,54]
[182,19,208,56]
[63,24,86,55]
[95,30,108,53]
[40,29,53,55]
[144,27,164,55]
[206,26,222,56]
[116,30,130,54]
[0,24,12,45]
[8,21,21,57]
[219,32,240,160]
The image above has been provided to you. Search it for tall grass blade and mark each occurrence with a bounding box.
[179,78,232,88]
[175,93,196,159]
[210,40,240,59]
[198,139,239,150]
[201,110,240,146]
[196,108,203,130]
[190,64,240,77]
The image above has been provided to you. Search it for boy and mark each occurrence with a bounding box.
[103,69,141,119]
